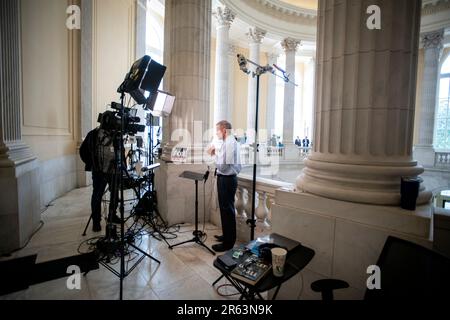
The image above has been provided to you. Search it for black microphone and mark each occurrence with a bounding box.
[237,54,250,74]
[204,170,210,182]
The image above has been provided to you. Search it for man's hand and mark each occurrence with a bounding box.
[207,145,216,156]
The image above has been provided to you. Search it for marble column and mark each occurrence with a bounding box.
[414,30,444,167]
[266,52,279,138]
[157,0,214,225]
[246,27,266,144]
[228,44,237,125]
[0,0,40,254]
[281,38,300,147]
[297,0,431,205]
[162,0,211,162]
[213,6,235,124]
[302,57,315,139]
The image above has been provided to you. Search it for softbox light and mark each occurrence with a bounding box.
[118,55,167,105]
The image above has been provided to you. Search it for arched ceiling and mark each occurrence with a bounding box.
[278,0,317,10]
[220,0,317,42]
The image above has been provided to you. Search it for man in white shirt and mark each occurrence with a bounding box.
[207,120,242,252]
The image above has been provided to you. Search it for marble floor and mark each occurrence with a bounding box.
[0,187,243,300]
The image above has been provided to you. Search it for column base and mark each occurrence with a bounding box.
[0,143,40,254]
[270,190,432,299]
[413,145,436,168]
[297,156,432,206]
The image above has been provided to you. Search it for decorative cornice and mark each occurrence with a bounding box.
[422,0,450,16]
[213,6,235,28]
[246,26,267,44]
[281,37,301,52]
[255,0,317,19]
[422,29,444,49]
[221,0,317,42]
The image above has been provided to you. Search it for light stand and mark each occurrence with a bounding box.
[236,54,297,241]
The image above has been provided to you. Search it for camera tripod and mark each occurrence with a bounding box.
[85,92,161,300]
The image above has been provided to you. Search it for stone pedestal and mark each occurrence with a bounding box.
[155,162,214,225]
[271,190,432,300]
[0,0,41,254]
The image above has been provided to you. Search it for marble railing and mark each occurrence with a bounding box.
[239,144,311,165]
[435,152,450,169]
[234,173,293,242]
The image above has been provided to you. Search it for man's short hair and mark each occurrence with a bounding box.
[216,120,232,130]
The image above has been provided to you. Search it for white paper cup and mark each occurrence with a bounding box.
[271,247,287,277]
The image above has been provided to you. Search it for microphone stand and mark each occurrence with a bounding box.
[237,55,298,241]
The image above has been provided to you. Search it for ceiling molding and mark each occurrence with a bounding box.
[254,0,316,18]
[221,0,317,41]
[422,0,450,16]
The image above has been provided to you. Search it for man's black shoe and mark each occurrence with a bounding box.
[212,243,234,253]
[214,235,224,242]
[92,222,101,232]
[108,215,122,224]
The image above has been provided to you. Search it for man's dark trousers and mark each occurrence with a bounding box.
[91,171,118,223]
[217,175,238,246]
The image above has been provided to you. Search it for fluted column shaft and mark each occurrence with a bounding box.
[162,0,211,161]
[0,0,35,165]
[297,0,431,205]
[246,27,266,144]
[282,38,300,144]
[228,44,237,124]
[0,0,39,254]
[417,30,444,147]
[266,53,278,137]
[213,6,235,124]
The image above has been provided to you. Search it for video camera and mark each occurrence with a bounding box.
[97,102,145,135]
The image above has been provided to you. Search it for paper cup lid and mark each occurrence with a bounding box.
[271,247,287,255]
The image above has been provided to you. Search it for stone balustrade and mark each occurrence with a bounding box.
[234,173,293,242]
[435,152,450,169]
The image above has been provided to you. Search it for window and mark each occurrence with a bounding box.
[435,55,450,150]
[143,0,165,163]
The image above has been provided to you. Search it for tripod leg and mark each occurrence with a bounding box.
[196,239,216,256]
[212,274,224,286]
[129,243,161,264]
[82,215,93,236]
[168,238,196,250]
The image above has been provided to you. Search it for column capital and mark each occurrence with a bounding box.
[213,6,235,28]
[246,27,266,44]
[228,44,237,56]
[421,29,444,50]
[281,38,301,52]
[266,52,279,61]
